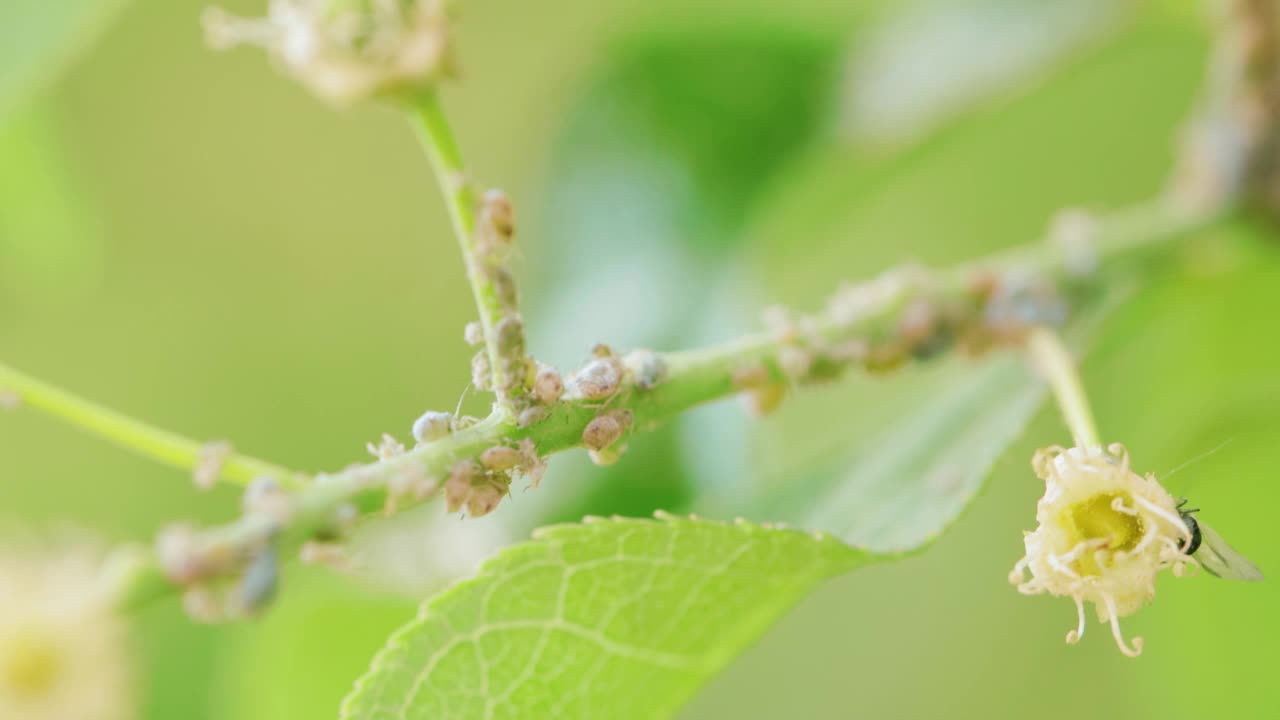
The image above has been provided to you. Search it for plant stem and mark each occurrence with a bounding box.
[105,196,1226,613]
[409,92,514,409]
[0,362,304,488]
[1026,327,1101,448]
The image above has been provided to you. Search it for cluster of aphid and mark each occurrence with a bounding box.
[156,475,342,621]
[752,263,1071,412]
[465,189,527,400]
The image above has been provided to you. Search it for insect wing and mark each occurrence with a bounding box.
[1197,522,1264,582]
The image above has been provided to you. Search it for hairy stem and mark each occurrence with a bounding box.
[0,362,303,488]
[105,196,1224,613]
[1026,327,1100,448]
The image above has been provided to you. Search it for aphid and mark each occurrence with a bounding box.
[479,445,522,472]
[569,357,622,401]
[481,189,515,239]
[236,545,279,614]
[412,410,453,444]
[731,363,770,390]
[1177,499,1264,581]
[494,316,525,356]
[761,305,799,342]
[742,383,787,417]
[193,440,233,491]
[242,476,295,524]
[463,321,484,346]
[776,346,813,380]
[157,524,235,584]
[516,438,547,488]
[582,409,631,451]
[517,405,549,428]
[623,349,667,390]
[471,351,492,391]
[533,363,564,404]
[492,267,518,311]
[182,586,226,624]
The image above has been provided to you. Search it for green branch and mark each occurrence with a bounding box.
[1026,327,1101,448]
[409,92,525,410]
[0,362,304,489]
[104,196,1225,614]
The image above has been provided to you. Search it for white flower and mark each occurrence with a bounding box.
[1009,444,1196,656]
[0,543,132,720]
[203,0,454,104]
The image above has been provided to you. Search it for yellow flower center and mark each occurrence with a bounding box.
[1065,492,1144,576]
[1,629,63,700]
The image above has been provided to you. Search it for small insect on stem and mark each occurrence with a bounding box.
[533,364,564,404]
[412,410,453,444]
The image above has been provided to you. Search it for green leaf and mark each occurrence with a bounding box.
[0,0,129,121]
[216,573,418,720]
[749,354,1045,552]
[340,514,866,720]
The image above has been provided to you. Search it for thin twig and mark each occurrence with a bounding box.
[0,363,304,488]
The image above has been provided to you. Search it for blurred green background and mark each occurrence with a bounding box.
[2,0,1278,717]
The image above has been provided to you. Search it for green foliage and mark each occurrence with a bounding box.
[748,354,1045,551]
[0,0,128,120]
[0,110,101,299]
[0,0,124,298]
[341,515,865,719]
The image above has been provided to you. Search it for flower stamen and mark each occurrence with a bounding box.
[1103,593,1143,657]
[1065,596,1086,644]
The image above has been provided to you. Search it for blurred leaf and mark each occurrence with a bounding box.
[0,109,102,299]
[0,0,129,121]
[842,0,1124,145]
[341,515,865,720]
[217,573,417,720]
[752,354,1045,552]
[527,20,846,521]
